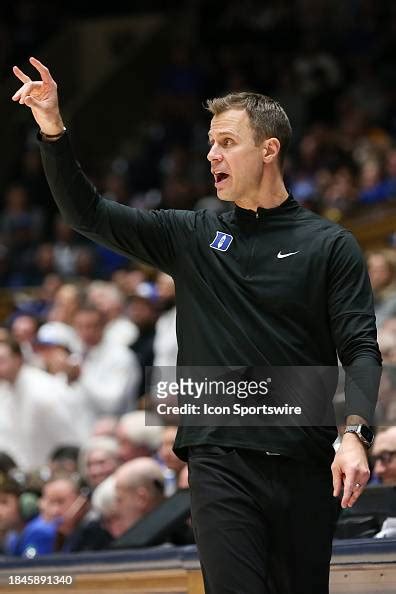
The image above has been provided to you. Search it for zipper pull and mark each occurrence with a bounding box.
[256,212,259,219]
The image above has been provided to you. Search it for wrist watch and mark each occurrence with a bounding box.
[344,424,374,448]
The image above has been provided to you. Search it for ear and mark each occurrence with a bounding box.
[262,138,281,165]
[135,486,149,510]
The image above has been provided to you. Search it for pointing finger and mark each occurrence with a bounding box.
[29,56,53,83]
[346,486,363,508]
[341,476,354,509]
[332,469,342,498]
[12,65,31,84]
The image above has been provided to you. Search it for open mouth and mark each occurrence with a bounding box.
[214,172,230,186]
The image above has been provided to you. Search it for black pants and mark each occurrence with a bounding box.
[188,446,340,594]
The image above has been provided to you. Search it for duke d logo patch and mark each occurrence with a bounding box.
[210,231,233,252]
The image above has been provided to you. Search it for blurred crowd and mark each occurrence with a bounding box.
[0,268,191,557]
[1,1,396,286]
[1,0,396,556]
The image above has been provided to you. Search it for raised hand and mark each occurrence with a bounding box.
[12,56,64,136]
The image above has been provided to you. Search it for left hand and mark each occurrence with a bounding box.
[331,432,370,508]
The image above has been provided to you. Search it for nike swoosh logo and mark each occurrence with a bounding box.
[277,251,300,259]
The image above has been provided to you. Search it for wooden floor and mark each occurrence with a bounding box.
[2,565,396,594]
[1,539,395,594]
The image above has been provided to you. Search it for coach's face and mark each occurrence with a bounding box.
[207,109,266,204]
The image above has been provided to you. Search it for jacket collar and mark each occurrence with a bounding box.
[234,194,300,221]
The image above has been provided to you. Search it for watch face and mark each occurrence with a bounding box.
[360,425,373,443]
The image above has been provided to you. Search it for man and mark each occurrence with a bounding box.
[47,283,82,325]
[371,427,396,485]
[11,314,39,364]
[153,272,178,368]
[35,320,82,378]
[72,306,141,424]
[0,338,81,470]
[91,475,124,538]
[367,249,396,328]
[115,411,163,463]
[371,427,396,539]
[37,472,111,553]
[114,457,165,535]
[79,436,120,489]
[128,281,159,397]
[0,471,41,557]
[12,57,381,593]
[47,445,80,475]
[86,281,138,347]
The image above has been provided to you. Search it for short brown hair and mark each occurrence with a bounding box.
[0,338,22,358]
[206,92,292,168]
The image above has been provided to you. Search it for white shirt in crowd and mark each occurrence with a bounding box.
[72,340,141,436]
[0,365,81,471]
[153,306,178,367]
[103,317,138,348]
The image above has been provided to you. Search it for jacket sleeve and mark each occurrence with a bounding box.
[38,133,196,275]
[327,230,382,423]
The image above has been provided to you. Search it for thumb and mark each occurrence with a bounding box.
[332,465,342,497]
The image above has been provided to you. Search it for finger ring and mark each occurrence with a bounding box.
[355,482,361,488]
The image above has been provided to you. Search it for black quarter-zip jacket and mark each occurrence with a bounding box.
[39,134,382,466]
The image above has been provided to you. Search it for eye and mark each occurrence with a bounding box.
[223,138,234,147]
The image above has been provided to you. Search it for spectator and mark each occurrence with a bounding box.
[86,281,138,347]
[35,320,82,379]
[91,475,124,538]
[128,281,159,397]
[0,338,81,470]
[37,472,111,553]
[383,147,396,198]
[72,306,141,426]
[12,272,62,322]
[0,328,10,342]
[91,416,118,438]
[47,283,83,325]
[371,427,396,486]
[116,411,163,463]
[50,216,81,277]
[114,457,165,535]
[153,273,177,367]
[79,437,120,489]
[11,314,38,347]
[0,182,43,247]
[372,427,396,539]
[0,452,17,474]
[0,470,42,557]
[27,242,56,286]
[47,446,80,476]
[10,314,39,364]
[358,158,389,204]
[367,250,396,328]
